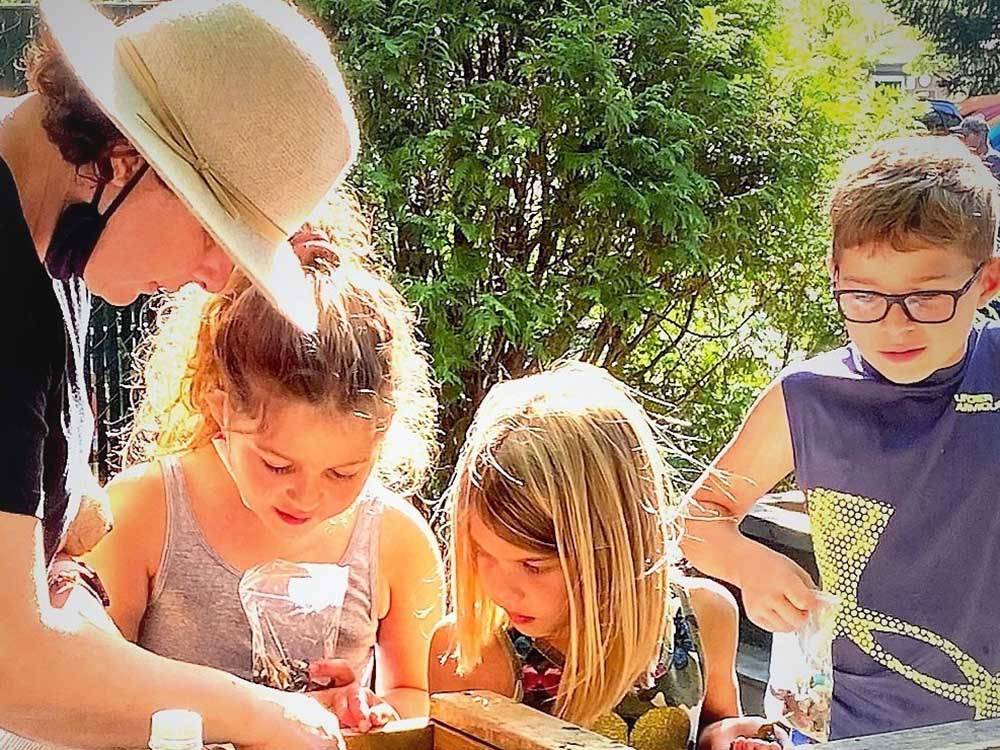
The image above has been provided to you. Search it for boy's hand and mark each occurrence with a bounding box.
[738,544,818,632]
[308,659,399,733]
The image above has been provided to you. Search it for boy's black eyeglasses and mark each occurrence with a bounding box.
[833,264,985,324]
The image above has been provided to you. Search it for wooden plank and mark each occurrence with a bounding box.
[342,718,434,750]
[430,691,632,750]
[432,725,496,750]
[817,718,1000,750]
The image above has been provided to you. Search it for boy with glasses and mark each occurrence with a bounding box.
[681,136,1000,740]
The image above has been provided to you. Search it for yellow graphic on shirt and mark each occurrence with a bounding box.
[809,488,1000,717]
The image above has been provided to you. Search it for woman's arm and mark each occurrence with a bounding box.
[0,512,344,750]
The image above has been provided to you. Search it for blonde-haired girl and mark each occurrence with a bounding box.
[84,196,444,730]
[430,363,788,750]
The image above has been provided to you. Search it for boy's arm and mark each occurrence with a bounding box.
[681,380,817,632]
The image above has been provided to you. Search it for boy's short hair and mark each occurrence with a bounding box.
[829,136,1000,265]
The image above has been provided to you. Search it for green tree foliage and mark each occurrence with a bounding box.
[886,0,998,96]
[305,0,922,487]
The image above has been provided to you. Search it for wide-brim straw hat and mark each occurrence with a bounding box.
[39,0,360,331]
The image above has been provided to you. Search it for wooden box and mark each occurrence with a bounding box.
[342,692,628,750]
[344,692,1000,750]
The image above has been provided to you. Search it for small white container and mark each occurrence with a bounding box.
[149,709,203,750]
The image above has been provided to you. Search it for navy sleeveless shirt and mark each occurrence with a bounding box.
[782,323,1000,740]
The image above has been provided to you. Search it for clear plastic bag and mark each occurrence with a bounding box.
[238,560,350,691]
[763,591,840,742]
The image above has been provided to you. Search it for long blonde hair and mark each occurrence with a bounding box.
[448,362,679,726]
[124,191,438,497]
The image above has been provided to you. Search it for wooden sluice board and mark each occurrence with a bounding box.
[342,691,629,750]
[343,691,1000,749]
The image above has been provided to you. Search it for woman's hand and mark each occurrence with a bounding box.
[246,687,346,750]
[47,554,118,632]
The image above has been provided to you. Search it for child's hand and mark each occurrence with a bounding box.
[730,729,792,750]
[701,717,792,750]
[739,543,818,632]
[329,686,398,733]
[308,659,399,733]
[732,723,792,750]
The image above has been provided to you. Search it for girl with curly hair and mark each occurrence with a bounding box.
[83,197,442,732]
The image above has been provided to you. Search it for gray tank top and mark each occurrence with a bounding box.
[137,456,383,684]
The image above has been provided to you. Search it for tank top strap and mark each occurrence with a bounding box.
[338,488,385,592]
[148,455,181,605]
[669,582,703,654]
[149,454,236,604]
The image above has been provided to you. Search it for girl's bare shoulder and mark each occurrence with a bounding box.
[428,616,517,698]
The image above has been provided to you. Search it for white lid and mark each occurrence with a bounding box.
[150,709,203,750]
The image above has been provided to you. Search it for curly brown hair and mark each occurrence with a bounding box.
[24,26,131,178]
[125,191,440,499]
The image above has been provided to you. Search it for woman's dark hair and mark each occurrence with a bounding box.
[23,26,130,179]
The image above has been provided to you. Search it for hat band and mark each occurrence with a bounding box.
[115,37,290,243]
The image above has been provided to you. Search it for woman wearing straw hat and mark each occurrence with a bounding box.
[0,1,363,749]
